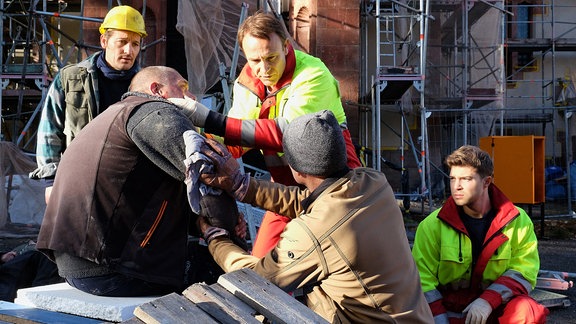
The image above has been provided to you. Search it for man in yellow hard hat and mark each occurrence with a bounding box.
[31,5,147,201]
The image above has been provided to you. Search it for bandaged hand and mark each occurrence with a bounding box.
[197,200,248,251]
[168,96,211,128]
[198,220,229,245]
[197,213,247,247]
[463,298,492,324]
[200,138,250,201]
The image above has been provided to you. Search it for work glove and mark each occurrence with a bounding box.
[199,193,249,250]
[197,212,247,244]
[168,96,211,128]
[463,298,492,324]
[199,138,250,201]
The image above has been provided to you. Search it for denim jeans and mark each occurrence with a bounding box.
[0,250,62,301]
[65,241,224,297]
[65,273,177,297]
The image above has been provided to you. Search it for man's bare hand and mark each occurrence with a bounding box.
[235,213,247,239]
[1,251,17,263]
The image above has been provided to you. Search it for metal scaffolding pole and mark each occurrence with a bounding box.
[362,0,432,210]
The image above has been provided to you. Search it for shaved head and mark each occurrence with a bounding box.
[129,66,180,93]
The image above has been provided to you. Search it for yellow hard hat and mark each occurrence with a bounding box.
[99,5,147,37]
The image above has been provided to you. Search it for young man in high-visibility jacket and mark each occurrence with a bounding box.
[412,145,548,324]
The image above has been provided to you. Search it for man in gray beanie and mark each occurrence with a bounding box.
[282,110,348,177]
[196,110,433,323]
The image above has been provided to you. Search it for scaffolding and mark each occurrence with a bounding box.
[5,0,576,218]
[0,0,106,150]
[0,1,165,149]
[424,0,507,211]
[362,0,576,217]
[501,0,576,215]
[361,0,432,211]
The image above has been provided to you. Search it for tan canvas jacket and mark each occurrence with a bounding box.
[209,168,433,323]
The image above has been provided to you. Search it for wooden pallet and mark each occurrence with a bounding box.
[130,268,328,324]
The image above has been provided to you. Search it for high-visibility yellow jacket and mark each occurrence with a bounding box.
[412,184,540,320]
[222,45,360,185]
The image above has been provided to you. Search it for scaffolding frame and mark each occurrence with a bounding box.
[4,0,576,218]
[502,0,576,215]
[0,0,160,151]
[361,0,433,210]
[361,0,576,217]
[0,0,102,149]
[423,0,507,157]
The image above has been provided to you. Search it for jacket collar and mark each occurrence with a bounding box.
[301,168,352,211]
[236,43,297,100]
[438,184,519,237]
[76,51,102,73]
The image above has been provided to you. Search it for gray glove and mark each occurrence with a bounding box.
[463,298,492,324]
[168,96,211,128]
[200,138,250,201]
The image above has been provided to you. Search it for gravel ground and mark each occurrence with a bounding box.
[1,224,576,323]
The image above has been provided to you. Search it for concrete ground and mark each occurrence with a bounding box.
[538,239,576,324]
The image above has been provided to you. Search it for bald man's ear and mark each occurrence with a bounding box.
[149,82,161,96]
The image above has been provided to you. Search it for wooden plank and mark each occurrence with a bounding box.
[133,293,217,324]
[121,317,145,324]
[208,285,267,322]
[217,269,328,324]
[183,282,260,324]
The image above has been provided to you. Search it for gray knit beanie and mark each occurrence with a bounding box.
[282,110,347,177]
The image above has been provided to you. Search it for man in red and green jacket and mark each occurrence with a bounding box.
[170,11,361,257]
[412,145,548,324]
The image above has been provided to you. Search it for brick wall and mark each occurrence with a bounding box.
[291,0,360,142]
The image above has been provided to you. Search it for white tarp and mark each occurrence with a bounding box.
[0,142,46,228]
[176,0,258,96]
